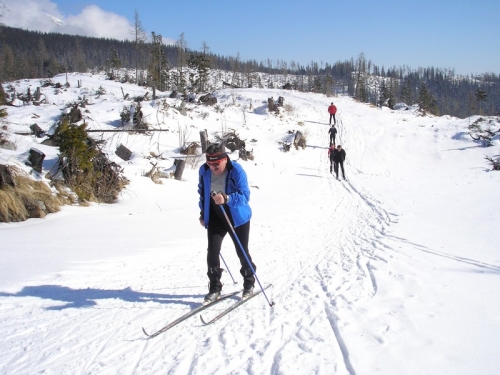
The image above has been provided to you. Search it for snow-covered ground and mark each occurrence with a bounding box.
[1,73,499,375]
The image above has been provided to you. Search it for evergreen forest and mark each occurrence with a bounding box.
[1,25,498,118]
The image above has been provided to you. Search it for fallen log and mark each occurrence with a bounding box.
[86,128,170,133]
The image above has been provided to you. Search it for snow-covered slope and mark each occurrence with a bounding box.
[1,73,499,375]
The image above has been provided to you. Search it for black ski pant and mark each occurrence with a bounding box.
[329,135,336,146]
[329,114,336,125]
[334,161,345,178]
[206,202,255,289]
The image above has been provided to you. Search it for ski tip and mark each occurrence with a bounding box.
[200,314,209,325]
[142,327,150,337]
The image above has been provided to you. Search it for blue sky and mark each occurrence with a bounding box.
[2,0,498,75]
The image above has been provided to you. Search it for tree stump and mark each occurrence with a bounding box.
[133,104,147,130]
[34,87,41,101]
[27,148,45,172]
[173,159,186,180]
[268,97,276,112]
[199,93,217,106]
[115,144,132,161]
[30,123,44,138]
[294,131,306,150]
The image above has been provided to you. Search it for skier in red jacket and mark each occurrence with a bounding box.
[328,102,337,125]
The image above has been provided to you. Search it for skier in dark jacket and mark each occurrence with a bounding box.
[327,144,336,173]
[330,144,346,180]
[328,125,337,146]
[198,143,256,303]
[328,102,337,125]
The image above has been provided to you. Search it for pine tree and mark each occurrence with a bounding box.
[418,83,439,115]
[230,53,241,88]
[2,44,16,81]
[148,32,169,91]
[378,80,391,107]
[401,77,412,105]
[354,53,367,101]
[0,80,6,106]
[358,81,369,102]
[105,49,121,80]
[474,88,487,115]
[72,37,87,73]
[188,53,211,92]
[36,38,49,77]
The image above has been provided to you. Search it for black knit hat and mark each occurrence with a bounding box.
[206,143,227,161]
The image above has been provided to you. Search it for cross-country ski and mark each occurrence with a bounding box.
[200,284,272,325]
[142,290,241,338]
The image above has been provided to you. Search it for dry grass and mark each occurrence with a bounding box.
[0,166,71,223]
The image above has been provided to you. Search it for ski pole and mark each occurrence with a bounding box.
[219,253,237,284]
[213,193,274,307]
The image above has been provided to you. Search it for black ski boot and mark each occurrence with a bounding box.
[204,289,220,303]
[204,266,223,304]
[242,284,254,299]
[240,266,255,299]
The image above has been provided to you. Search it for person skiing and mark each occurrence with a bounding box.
[198,143,256,303]
[327,144,336,173]
[328,124,337,146]
[328,102,337,125]
[331,144,346,180]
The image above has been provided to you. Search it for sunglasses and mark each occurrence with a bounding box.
[207,159,224,166]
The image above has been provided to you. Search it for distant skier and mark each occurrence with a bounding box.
[328,124,337,146]
[331,145,346,180]
[327,144,336,173]
[328,102,337,125]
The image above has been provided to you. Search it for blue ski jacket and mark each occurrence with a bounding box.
[198,159,252,228]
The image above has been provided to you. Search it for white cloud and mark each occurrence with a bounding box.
[62,5,131,40]
[1,0,132,40]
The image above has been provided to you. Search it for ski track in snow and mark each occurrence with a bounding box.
[187,98,385,375]
[221,103,396,375]
[1,77,499,374]
[0,107,394,375]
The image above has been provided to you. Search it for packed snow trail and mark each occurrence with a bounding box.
[1,93,393,375]
[2,78,500,374]
[168,99,397,375]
